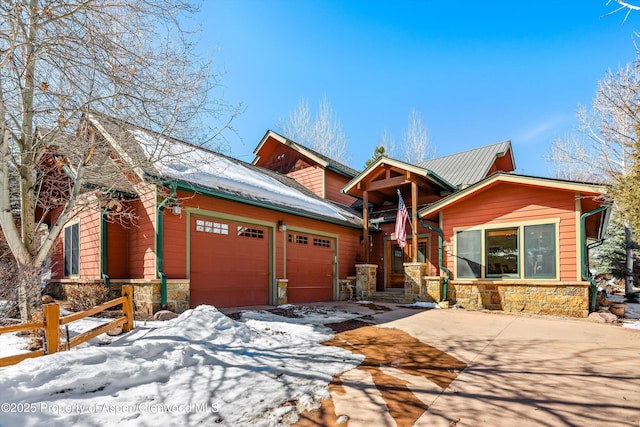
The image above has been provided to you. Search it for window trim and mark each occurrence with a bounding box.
[64,221,80,277]
[453,218,560,281]
[523,223,557,279]
[455,229,482,278]
[485,227,520,278]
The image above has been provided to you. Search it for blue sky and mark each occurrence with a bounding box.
[201,1,638,177]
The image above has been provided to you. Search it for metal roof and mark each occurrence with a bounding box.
[416,140,513,188]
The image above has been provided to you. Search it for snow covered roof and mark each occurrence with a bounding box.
[88,114,362,228]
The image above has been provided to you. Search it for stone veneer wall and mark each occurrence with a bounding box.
[47,279,191,315]
[446,280,590,318]
[397,268,590,317]
[337,276,356,300]
[355,264,377,299]
[404,263,427,303]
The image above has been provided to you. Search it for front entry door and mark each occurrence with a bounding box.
[386,239,429,289]
[388,243,406,288]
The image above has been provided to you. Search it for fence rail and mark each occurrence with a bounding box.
[0,285,134,368]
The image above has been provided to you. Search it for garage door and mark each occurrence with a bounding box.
[286,232,335,303]
[190,216,270,308]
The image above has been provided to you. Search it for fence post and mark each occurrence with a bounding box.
[43,304,60,354]
[122,285,134,332]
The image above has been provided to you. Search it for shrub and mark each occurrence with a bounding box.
[66,285,107,312]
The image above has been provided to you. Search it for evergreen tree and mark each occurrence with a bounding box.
[592,214,640,285]
[365,145,386,167]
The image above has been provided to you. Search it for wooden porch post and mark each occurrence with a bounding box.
[363,190,369,263]
[411,181,418,262]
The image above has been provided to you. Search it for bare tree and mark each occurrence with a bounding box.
[0,1,235,321]
[379,128,397,158]
[280,95,350,164]
[402,109,435,164]
[547,61,640,296]
[546,134,598,181]
[604,0,640,24]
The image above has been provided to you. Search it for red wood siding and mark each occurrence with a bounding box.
[486,147,515,175]
[442,183,578,281]
[49,209,64,280]
[254,139,315,174]
[286,166,324,198]
[325,170,356,206]
[49,199,102,280]
[107,221,129,278]
[128,184,156,279]
[162,206,187,278]
[79,205,101,278]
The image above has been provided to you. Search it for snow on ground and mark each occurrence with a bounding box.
[0,311,119,358]
[0,305,362,427]
[0,332,31,359]
[401,302,441,309]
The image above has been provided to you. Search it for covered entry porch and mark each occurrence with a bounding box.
[342,157,456,302]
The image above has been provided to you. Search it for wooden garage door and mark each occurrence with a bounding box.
[190,216,269,308]
[286,232,335,303]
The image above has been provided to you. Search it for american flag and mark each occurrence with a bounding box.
[394,192,409,248]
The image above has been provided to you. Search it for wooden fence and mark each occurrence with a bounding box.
[0,285,134,368]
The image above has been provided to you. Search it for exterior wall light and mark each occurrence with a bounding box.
[278,220,286,232]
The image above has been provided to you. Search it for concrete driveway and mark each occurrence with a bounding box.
[303,305,640,426]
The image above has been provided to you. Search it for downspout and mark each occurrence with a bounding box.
[157,182,177,310]
[580,206,608,312]
[420,219,450,301]
[100,212,110,289]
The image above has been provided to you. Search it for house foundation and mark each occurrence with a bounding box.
[446,280,590,318]
[47,279,191,315]
[389,271,589,317]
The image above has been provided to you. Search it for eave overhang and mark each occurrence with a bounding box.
[418,173,609,220]
[147,173,363,230]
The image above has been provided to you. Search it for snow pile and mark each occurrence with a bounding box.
[0,305,362,426]
[129,129,362,225]
[402,301,441,309]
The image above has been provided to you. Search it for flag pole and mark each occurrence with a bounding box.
[397,189,415,234]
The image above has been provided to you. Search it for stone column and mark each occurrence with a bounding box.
[404,263,426,303]
[424,276,444,303]
[355,264,377,300]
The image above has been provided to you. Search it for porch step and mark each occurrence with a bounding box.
[370,290,406,304]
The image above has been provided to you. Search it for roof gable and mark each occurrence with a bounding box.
[416,141,515,188]
[38,126,137,194]
[342,156,456,205]
[253,130,359,178]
